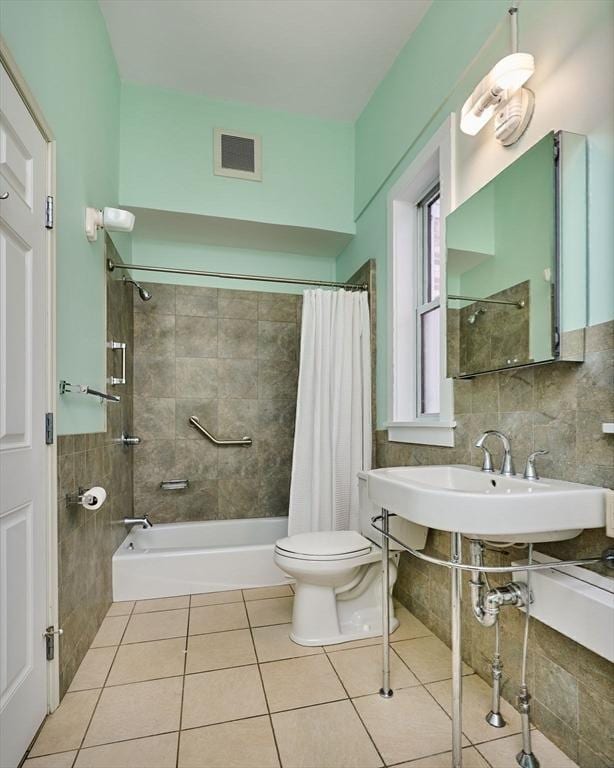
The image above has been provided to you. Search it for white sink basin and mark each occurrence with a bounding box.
[367,465,606,544]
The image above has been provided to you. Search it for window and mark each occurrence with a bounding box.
[387,116,455,447]
[417,185,441,417]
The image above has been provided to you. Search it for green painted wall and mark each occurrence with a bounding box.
[120,82,355,235]
[353,0,508,218]
[130,235,335,294]
[1,0,121,435]
[338,0,614,428]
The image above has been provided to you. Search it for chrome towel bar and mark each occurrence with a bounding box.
[59,380,120,403]
[189,416,252,446]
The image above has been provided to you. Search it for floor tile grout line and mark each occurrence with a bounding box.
[243,591,284,768]
[322,647,387,767]
[418,678,476,751]
[91,631,188,650]
[175,597,191,768]
[471,742,497,768]
[69,602,136,761]
[54,729,181,756]
[101,660,260,690]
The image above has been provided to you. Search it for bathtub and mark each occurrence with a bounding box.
[112,517,291,601]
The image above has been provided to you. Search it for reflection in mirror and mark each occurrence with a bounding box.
[446,132,556,377]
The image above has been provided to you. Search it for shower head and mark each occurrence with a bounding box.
[137,284,152,302]
[123,276,152,302]
[467,307,487,325]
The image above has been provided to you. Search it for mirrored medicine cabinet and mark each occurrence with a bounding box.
[446,130,587,378]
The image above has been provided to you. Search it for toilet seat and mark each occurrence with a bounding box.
[275,531,373,562]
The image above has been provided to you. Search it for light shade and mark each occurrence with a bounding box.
[492,53,535,91]
[460,52,535,137]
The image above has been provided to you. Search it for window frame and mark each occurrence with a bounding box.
[386,115,456,447]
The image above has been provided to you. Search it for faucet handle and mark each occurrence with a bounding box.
[523,450,549,480]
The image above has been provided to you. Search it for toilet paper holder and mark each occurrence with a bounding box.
[66,487,101,507]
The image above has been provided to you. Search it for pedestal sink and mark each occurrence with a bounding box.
[367,464,606,543]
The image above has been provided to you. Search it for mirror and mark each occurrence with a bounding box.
[446,131,586,378]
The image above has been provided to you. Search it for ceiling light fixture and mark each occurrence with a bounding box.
[460,4,535,146]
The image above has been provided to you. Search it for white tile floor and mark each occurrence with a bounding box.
[25,588,579,768]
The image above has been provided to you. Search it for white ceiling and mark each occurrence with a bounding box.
[99,0,431,121]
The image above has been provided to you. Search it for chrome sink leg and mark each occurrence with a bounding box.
[516,545,540,768]
[451,532,463,768]
[379,508,393,698]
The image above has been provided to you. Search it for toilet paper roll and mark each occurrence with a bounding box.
[81,486,107,510]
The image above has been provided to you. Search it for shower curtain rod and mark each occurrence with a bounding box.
[106,259,368,291]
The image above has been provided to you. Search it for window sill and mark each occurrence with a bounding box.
[386,420,456,448]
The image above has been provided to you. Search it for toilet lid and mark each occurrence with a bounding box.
[275,531,372,560]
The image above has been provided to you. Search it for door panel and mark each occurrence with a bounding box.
[1,222,32,449]
[0,116,33,208]
[0,503,34,709]
[0,65,49,768]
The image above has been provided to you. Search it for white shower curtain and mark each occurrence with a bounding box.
[288,289,372,536]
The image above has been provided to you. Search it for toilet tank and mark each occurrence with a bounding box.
[358,472,428,551]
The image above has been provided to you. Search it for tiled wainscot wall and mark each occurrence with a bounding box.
[131,284,301,523]
[381,320,614,768]
[56,239,134,695]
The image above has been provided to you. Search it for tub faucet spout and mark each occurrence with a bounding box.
[123,516,153,530]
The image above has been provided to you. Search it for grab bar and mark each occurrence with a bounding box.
[107,340,127,385]
[188,416,252,447]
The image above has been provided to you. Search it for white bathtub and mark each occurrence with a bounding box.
[112,517,291,601]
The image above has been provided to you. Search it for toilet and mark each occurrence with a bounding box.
[274,473,428,646]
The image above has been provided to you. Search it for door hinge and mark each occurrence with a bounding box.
[45,412,54,445]
[43,626,63,661]
[45,195,54,229]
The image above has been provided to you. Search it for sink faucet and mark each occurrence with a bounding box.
[123,516,153,530]
[475,430,515,476]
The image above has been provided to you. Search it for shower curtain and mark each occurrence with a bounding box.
[288,289,372,536]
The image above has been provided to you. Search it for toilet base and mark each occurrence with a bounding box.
[288,557,399,646]
[290,612,399,647]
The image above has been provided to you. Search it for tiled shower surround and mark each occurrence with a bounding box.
[131,283,301,523]
[381,320,614,768]
[56,240,135,696]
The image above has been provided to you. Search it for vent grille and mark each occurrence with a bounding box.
[221,134,255,172]
[214,129,262,181]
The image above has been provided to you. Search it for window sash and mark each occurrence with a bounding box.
[418,184,441,306]
[417,184,441,418]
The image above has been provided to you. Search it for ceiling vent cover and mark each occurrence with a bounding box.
[214,128,262,181]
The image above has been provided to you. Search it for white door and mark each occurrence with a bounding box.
[0,65,50,768]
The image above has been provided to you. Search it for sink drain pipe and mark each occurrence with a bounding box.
[468,542,507,728]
